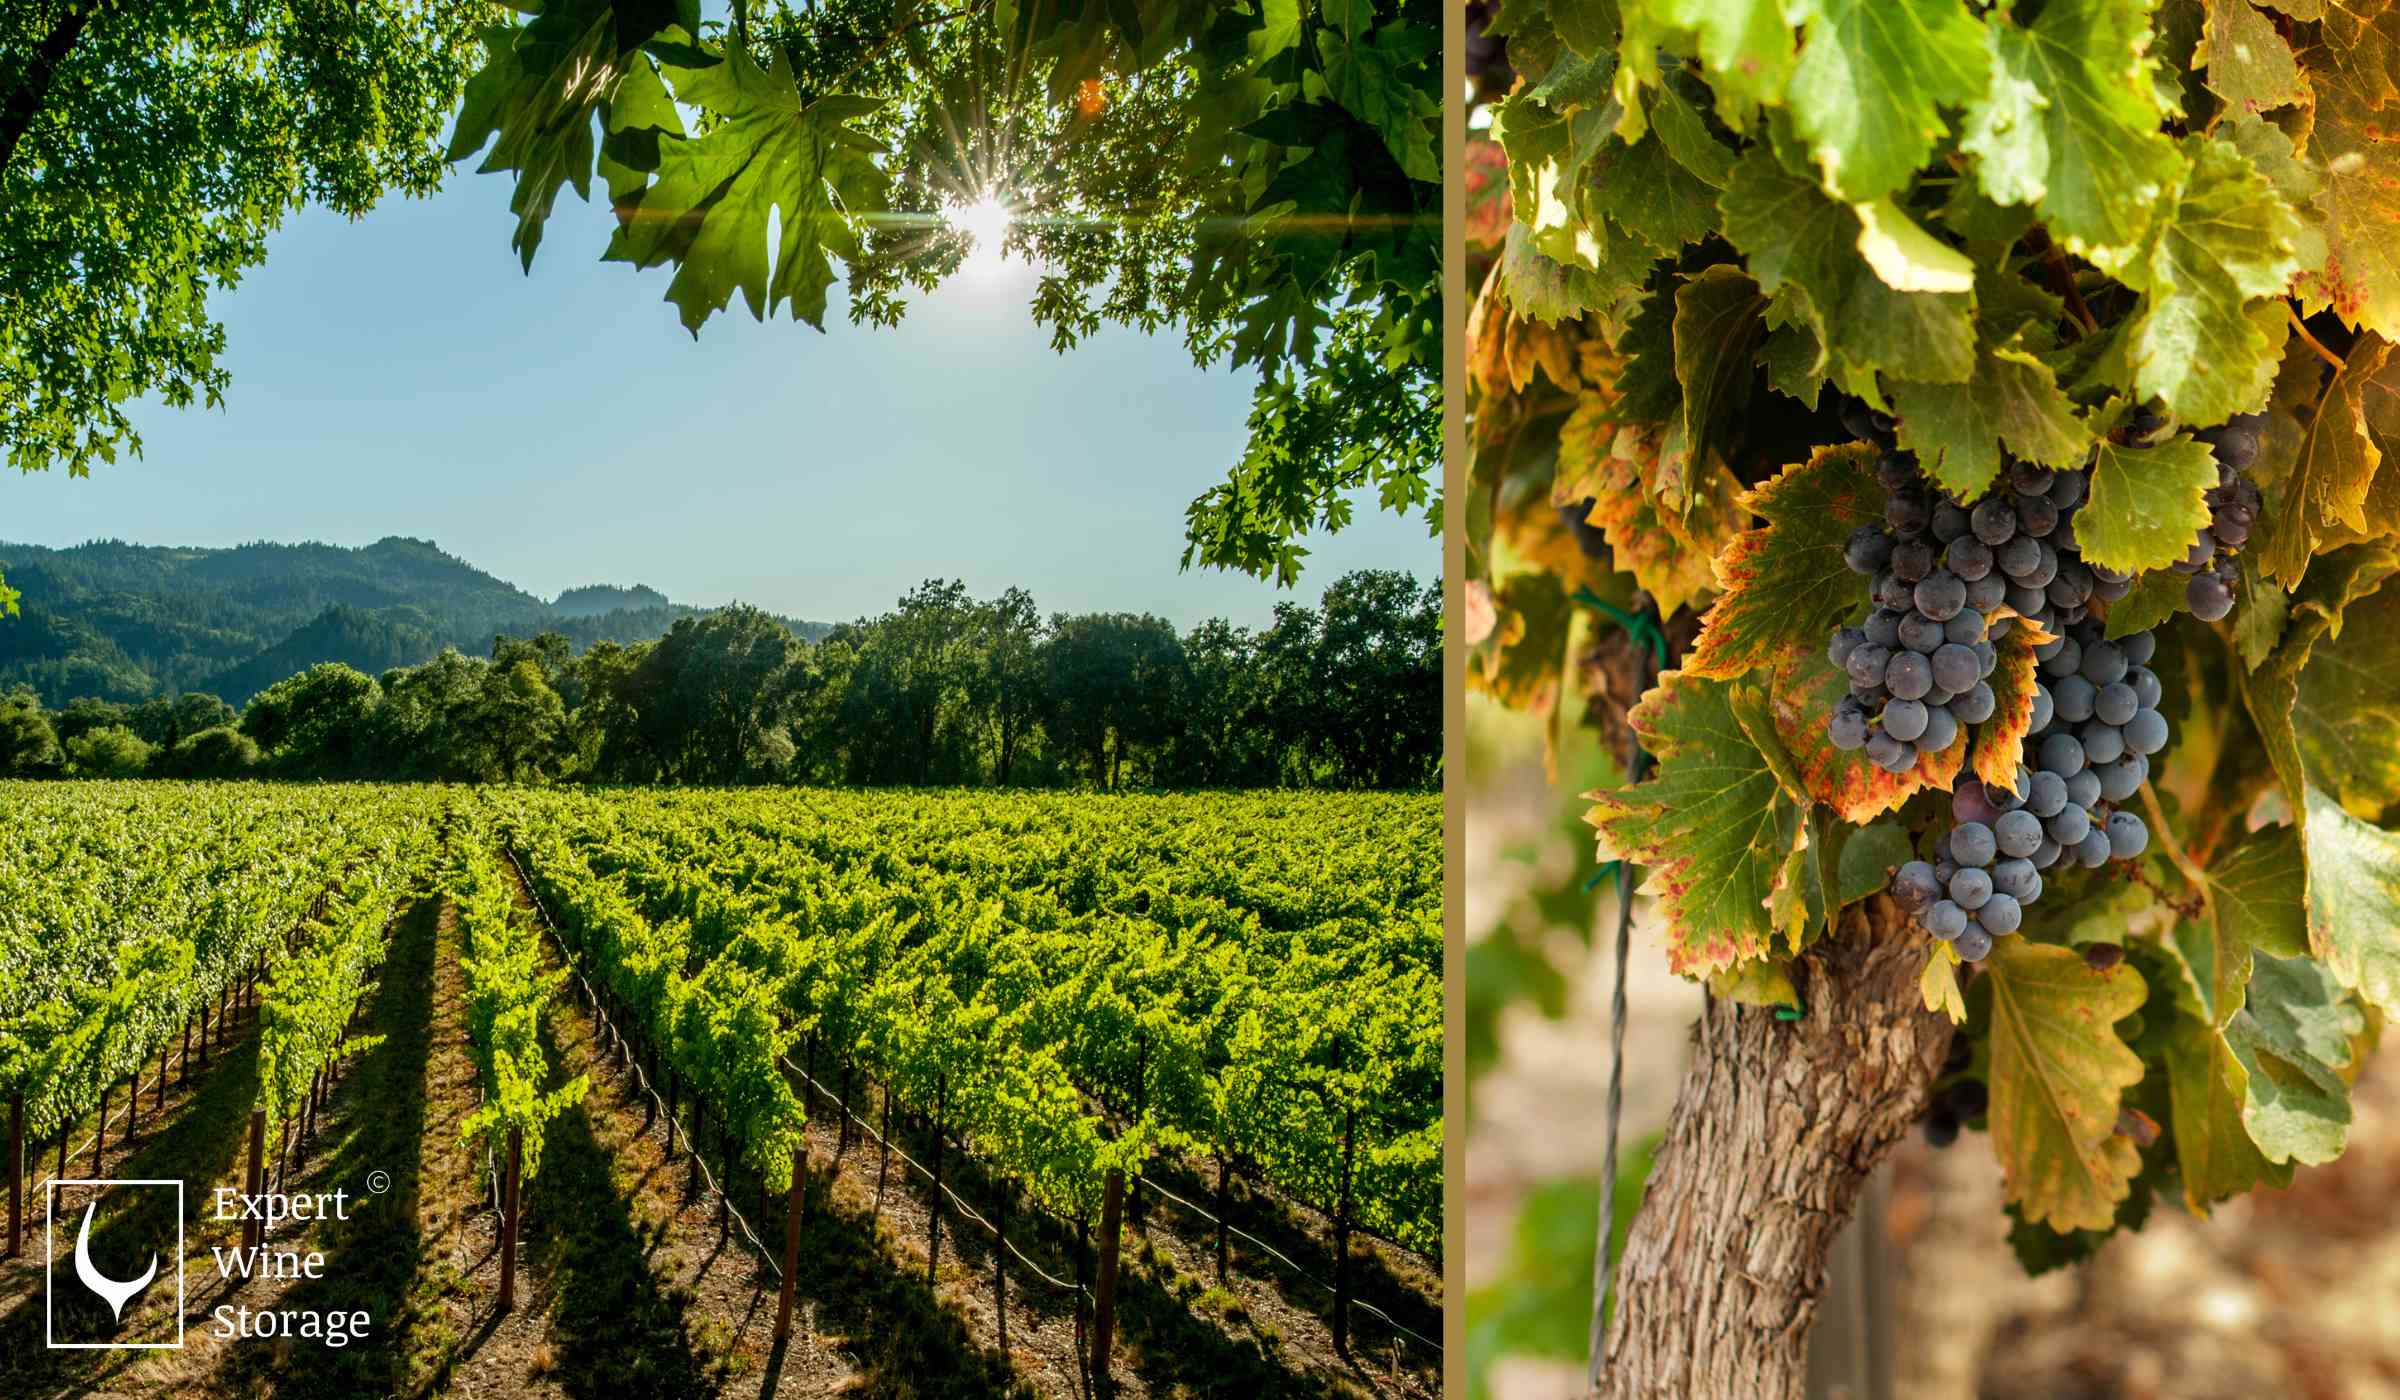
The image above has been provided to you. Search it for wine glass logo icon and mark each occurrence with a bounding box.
[73,1200,159,1321]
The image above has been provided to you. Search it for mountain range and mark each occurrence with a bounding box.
[0,536,831,706]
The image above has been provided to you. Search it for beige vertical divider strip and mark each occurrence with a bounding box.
[1441,0,1467,1392]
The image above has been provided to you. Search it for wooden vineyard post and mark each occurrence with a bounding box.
[155,1040,167,1112]
[244,1109,266,1252]
[1215,1154,1232,1284]
[688,1102,703,1197]
[1090,1168,1125,1391]
[775,1154,805,1344]
[1334,1103,1356,1358]
[994,1177,1009,1355]
[874,1084,892,1220]
[499,1128,522,1312]
[7,1093,20,1259]
[92,1082,107,1179]
[927,1082,946,1285]
[664,1067,678,1160]
[197,1002,210,1071]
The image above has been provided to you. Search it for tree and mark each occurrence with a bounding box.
[162,724,260,778]
[635,606,803,782]
[1043,612,1184,788]
[0,0,481,478]
[469,657,570,783]
[979,587,1045,785]
[443,0,1439,584]
[1313,569,1440,788]
[64,723,151,777]
[0,690,61,776]
[1469,5,2400,1395]
[241,663,381,775]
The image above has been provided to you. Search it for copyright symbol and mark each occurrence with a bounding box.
[366,1171,391,1195]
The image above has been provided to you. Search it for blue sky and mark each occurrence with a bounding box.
[3,170,1432,629]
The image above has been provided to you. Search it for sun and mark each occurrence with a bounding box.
[951,195,1014,271]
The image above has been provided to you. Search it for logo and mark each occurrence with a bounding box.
[46,1179,184,1350]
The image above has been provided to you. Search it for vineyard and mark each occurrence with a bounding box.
[0,781,1441,1398]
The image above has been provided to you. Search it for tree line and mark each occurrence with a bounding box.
[0,571,1438,791]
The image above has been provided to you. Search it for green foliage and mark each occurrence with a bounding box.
[1470,0,2400,1294]
[62,723,151,778]
[450,830,590,1188]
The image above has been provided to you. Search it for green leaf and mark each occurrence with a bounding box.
[2094,137,2303,423]
[1836,821,1915,905]
[2258,333,2400,588]
[2078,429,2220,575]
[2225,950,2363,1166]
[2243,541,2400,816]
[2171,823,2303,1028]
[1965,0,2184,251]
[2100,569,2188,638]
[2199,0,2304,113]
[2297,785,2400,1022]
[1983,938,2149,1233]
[2163,1017,2290,1212]
[606,49,886,332]
[1718,148,1976,391]
[1890,343,2093,501]
[1631,0,1797,114]
[2292,575,2400,816]
[1785,0,1988,203]
[1684,443,1884,680]
[2232,551,2289,668]
[1673,266,1770,489]
[1851,199,1977,293]
[1585,672,1810,978]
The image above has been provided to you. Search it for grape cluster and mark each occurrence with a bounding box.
[2180,412,2265,621]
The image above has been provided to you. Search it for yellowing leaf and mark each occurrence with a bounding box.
[1973,611,2049,789]
[1853,198,1978,293]
[1586,671,1809,978]
[2199,0,2303,114]
[2258,333,2400,587]
[2301,57,2400,339]
[1685,443,1882,680]
[2078,429,2220,575]
[1984,938,2149,1233]
[1922,940,1966,1023]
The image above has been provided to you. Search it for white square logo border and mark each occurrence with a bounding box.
[45,1178,185,1350]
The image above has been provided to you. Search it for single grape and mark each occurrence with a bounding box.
[1954,926,1995,961]
[1926,899,1968,939]
[1945,536,1994,582]
[1950,822,1998,868]
[1888,490,1932,535]
[2213,513,2251,548]
[1971,497,2018,546]
[2049,470,2088,510]
[2030,837,2062,871]
[2107,811,2149,860]
[2051,674,2096,724]
[1931,501,1971,543]
[1931,643,1981,694]
[1992,858,2040,903]
[2046,566,2091,611]
[1898,610,1945,653]
[1953,682,1997,725]
[1847,643,1893,689]
[2065,769,2102,811]
[2026,769,2068,819]
[2011,462,2056,494]
[1949,866,1994,910]
[2045,802,2092,847]
[1980,892,2023,934]
[1828,705,1869,751]
[1953,779,2001,828]
[1845,525,1894,574]
[1879,572,1916,610]
[2091,571,2134,603]
[1921,704,1960,754]
[2016,493,2059,538]
[2126,666,2162,710]
[1883,697,1930,742]
[2096,753,2145,802]
[2027,683,2053,734]
[1994,809,2044,859]
[2007,582,2049,618]
[2075,828,2113,868]
[2123,708,2169,755]
[1892,538,1936,583]
[1973,640,1998,678]
[1915,571,1967,621]
[1892,860,1943,911]
[2189,572,2234,621]
[2039,731,2087,776]
[1876,450,1917,490]
[2080,640,2127,687]
[1866,608,1904,648]
[1944,610,1987,645]
[1994,533,2040,577]
[2093,681,2138,726]
[1887,650,1934,701]
[2122,632,2156,666]
[1966,574,2009,612]
[2041,636,2083,679]
[2180,531,2216,572]
[2080,721,2126,767]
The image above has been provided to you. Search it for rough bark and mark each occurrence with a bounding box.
[1598,895,1953,1400]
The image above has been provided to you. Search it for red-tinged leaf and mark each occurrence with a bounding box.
[1685,443,1884,681]
[1585,671,1809,978]
[1556,397,1744,618]
[1764,641,1960,821]
[1973,611,2050,788]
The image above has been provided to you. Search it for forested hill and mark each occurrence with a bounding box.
[0,536,830,705]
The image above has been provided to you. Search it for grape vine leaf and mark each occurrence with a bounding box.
[1963,0,2183,252]
[2295,786,2400,1022]
[2198,0,2304,115]
[1922,940,1966,1023]
[2258,332,2400,587]
[2224,950,2366,1166]
[2233,552,2289,670]
[1852,199,1977,295]
[1784,0,1988,204]
[2292,575,2400,816]
[2299,56,2400,339]
[2162,1017,2291,1212]
[1765,640,1967,821]
[1554,401,1743,617]
[2171,823,2305,1029]
[1685,443,1883,680]
[1835,820,1915,904]
[1470,570,1577,722]
[2077,423,2220,576]
[1585,672,1810,977]
[1892,341,2091,505]
[1983,937,2148,1233]
[1673,266,1770,490]
[1626,0,1796,117]
[1971,608,2049,789]
[2100,569,2187,639]
[1716,148,1976,394]
[2093,136,2303,424]
[1707,957,1801,1009]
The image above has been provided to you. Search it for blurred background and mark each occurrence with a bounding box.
[1463,689,2400,1400]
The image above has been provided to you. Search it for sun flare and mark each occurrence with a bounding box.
[952,195,1014,271]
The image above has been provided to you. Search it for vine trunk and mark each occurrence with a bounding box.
[1598,896,1952,1399]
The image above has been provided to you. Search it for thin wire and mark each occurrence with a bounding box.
[1587,607,1659,1395]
